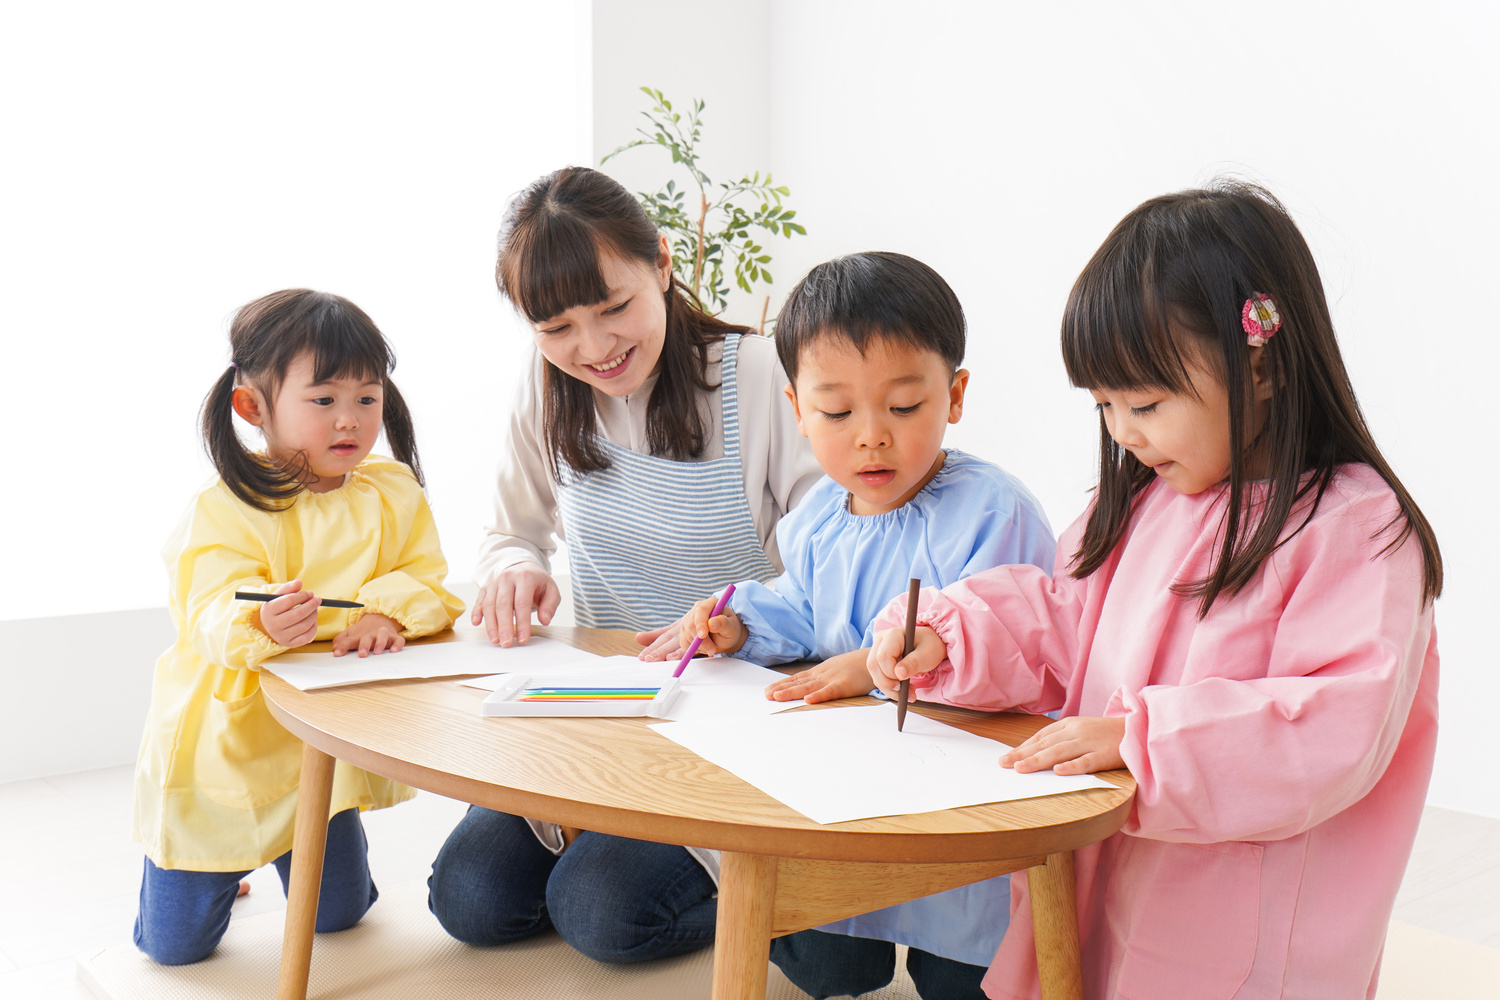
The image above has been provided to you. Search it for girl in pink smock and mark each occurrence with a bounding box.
[867,182,1441,1000]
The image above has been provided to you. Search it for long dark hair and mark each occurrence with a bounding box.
[202,289,422,512]
[496,166,752,475]
[1062,181,1441,613]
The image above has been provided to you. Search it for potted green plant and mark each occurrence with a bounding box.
[603,88,807,332]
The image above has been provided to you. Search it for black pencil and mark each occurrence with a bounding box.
[897,577,920,732]
[233,591,364,610]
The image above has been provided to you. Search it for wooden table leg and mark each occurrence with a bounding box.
[1029,851,1083,1000]
[712,852,778,1000]
[277,741,336,1000]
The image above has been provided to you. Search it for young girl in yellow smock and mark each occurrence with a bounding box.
[131,289,463,964]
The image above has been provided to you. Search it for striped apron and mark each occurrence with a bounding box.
[555,333,778,630]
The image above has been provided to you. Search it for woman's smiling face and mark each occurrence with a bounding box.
[529,240,673,398]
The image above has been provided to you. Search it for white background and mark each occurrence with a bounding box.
[4,1,1498,819]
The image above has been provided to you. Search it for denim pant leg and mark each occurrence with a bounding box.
[428,806,559,945]
[270,807,379,933]
[134,859,250,965]
[545,832,718,963]
[904,947,989,1000]
[768,928,896,998]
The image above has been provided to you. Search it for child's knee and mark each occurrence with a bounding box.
[133,915,223,966]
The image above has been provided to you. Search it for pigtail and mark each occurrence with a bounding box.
[380,377,425,487]
[200,365,301,513]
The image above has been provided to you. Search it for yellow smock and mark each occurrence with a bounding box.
[133,456,465,871]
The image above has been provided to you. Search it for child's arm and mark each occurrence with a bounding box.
[866,561,1086,714]
[168,493,298,670]
[341,489,464,647]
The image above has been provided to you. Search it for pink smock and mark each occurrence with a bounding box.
[874,464,1438,1000]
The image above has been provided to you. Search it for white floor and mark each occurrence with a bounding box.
[2,763,1497,999]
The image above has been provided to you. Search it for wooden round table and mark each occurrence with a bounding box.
[262,626,1134,1000]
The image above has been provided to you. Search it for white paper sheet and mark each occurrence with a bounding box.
[651,702,1114,824]
[263,636,606,691]
[461,656,807,721]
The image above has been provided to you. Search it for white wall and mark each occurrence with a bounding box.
[0,1,582,782]
[762,0,1499,817]
[0,1,583,623]
[591,0,775,329]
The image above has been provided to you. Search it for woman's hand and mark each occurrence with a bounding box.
[764,649,874,703]
[866,625,946,698]
[254,580,321,648]
[999,717,1126,775]
[332,614,406,657]
[472,565,561,646]
[635,618,687,661]
[677,596,746,657]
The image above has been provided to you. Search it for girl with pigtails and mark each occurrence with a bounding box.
[867,183,1441,999]
[132,289,463,965]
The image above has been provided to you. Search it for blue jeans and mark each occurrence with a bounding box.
[770,928,989,1000]
[134,807,377,965]
[428,806,717,962]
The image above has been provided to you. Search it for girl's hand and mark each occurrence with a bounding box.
[635,618,686,661]
[332,613,406,657]
[1000,717,1126,775]
[255,580,321,648]
[678,596,746,657]
[866,626,946,698]
[764,649,874,703]
[472,565,561,646]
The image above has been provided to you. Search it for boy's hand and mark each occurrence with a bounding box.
[1000,717,1126,775]
[866,625,946,698]
[635,618,686,661]
[254,580,321,648]
[332,613,406,657]
[678,595,746,657]
[765,649,874,703]
[472,564,560,647]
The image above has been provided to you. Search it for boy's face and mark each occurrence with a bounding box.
[786,337,968,516]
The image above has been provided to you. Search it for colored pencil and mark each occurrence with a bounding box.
[897,577,920,732]
[234,591,364,609]
[673,583,737,678]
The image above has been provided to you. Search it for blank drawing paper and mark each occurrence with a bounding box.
[264,636,606,691]
[652,703,1113,824]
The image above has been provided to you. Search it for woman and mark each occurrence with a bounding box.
[429,166,820,962]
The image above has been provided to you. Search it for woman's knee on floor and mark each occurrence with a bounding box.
[427,806,558,945]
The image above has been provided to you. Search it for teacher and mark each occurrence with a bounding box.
[469,165,819,646]
[429,166,820,963]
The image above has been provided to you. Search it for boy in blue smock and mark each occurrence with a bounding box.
[669,251,1055,1000]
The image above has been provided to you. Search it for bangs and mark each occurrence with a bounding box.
[1062,247,1197,395]
[500,209,611,324]
[304,301,392,385]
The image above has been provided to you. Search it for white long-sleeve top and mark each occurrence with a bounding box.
[476,334,822,585]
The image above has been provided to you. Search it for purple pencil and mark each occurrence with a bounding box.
[673,583,737,678]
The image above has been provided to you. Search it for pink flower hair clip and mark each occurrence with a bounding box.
[1242,292,1281,347]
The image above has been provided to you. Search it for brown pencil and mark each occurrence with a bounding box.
[897,577,920,732]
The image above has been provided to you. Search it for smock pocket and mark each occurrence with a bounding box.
[193,689,303,809]
[1105,836,1263,1000]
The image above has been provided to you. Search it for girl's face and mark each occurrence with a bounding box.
[529,239,673,398]
[1088,350,1269,495]
[232,353,383,492]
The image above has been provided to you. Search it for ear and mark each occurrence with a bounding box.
[1248,346,1274,403]
[232,385,267,427]
[947,368,971,423]
[656,235,673,292]
[783,383,810,438]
